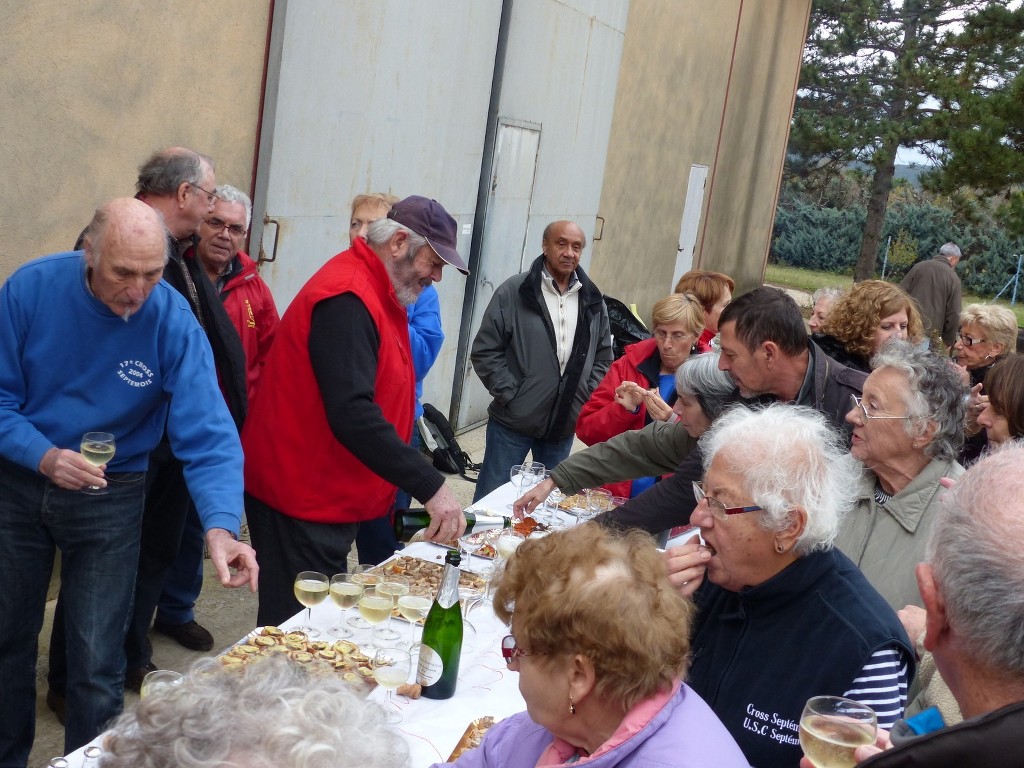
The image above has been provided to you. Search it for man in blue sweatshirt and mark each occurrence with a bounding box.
[0,198,258,766]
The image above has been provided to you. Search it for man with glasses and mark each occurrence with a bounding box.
[47,150,250,715]
[900,242,964,350]
[150,185,280,659]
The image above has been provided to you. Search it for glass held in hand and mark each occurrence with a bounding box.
[292,571,329,638]
[328,573,363,638]
[347,565,381,630]
[374,576,410,642]
[799,695,877,768]
[80,432,115,495]
[373,646,412,723]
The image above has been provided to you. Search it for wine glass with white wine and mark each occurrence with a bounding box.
[374,575,410,643]
[328,573,363,638]
[372,646,412,723]
[80,432,115,495]
[799,695,877,768]
[396,593,431,649]
[346,565,380,630]
[356,585,394,654]
[292,571,329,638]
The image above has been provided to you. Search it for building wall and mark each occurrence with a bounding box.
[0,1,271,278]
[590,0,811,318]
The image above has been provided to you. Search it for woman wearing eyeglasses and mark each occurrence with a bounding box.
[665,402,913,768]
[951,304,1017,464]
[837,342,966,610]
[574,294,705,500]
[812,280,925,373]
[431,524,748,768]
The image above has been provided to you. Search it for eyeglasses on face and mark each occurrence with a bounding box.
[691,481,763,520]
[849,394,911,421]
[204,217,246,237]
[501,635,548,666]
[654,330,694,343]
[190,182,219,205]
[957,332,986,347]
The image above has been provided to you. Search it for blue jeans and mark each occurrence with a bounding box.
[155,501,205,625]
[473,420,574,502]
[0,458,145,764]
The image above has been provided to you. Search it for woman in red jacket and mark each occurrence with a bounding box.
[575,293,705,499]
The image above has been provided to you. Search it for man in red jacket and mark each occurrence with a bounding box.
[194,185,280,403]
[241,196,469,626]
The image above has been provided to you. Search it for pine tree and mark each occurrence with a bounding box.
[790,0,1024,280]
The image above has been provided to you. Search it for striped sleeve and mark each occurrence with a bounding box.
[843,646,910,729]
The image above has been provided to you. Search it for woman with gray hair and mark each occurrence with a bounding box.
[101,656,409,768]
[666,402,913,768]
[671,351,735,439]
[836,340,966,610]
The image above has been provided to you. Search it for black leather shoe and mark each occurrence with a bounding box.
[46,689,66,725]
[125,662,159,693]
[153,619,214,652]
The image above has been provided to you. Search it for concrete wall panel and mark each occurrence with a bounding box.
[591,0,810,318]
[0,1,271,278]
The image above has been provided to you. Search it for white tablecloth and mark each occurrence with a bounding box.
[64,480,559,768]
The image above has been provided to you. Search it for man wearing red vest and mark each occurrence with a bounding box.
[241,196,469,625]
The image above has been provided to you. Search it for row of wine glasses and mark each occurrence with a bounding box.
[292,568,430,651]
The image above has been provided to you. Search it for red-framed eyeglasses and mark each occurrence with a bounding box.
[501,635,549,666]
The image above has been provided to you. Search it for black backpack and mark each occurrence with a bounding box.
[417,403,481,482]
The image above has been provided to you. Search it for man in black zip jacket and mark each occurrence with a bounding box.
[470,221,612,501]
[48,148,249,715]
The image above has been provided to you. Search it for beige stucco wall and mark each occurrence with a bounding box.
[590,0,811,318]
[0,1,271,280]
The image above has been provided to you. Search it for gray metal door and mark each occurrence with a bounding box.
[455,119,541,430]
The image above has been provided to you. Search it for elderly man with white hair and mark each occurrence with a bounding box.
[900,242,964,349]
[666,403,914,768]
[802,442,1024,767]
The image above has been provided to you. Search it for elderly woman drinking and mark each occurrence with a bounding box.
[666,402,913,768]
[837,341,966,610]
[432,524,748,768]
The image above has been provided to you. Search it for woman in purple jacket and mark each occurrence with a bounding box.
[431,524,749,768]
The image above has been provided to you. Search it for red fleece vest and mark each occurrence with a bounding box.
[241,240,413,523]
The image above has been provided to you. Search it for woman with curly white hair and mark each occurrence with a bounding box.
[665,402,913,768]
[101,657,408,768]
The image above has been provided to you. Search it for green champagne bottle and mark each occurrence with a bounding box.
[393,508,512,543]
[416,549,463,699]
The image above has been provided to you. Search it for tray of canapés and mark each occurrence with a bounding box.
[448,716,497,760]
[367,555,486,599]
[458,517,547,558]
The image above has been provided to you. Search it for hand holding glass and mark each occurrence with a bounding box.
[80,432,115,494]
[799,695,877,768]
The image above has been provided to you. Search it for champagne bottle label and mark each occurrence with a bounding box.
[417,645,444,685]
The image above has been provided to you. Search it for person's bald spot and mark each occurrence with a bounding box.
[101,197,168,256]
[85,198,169,319]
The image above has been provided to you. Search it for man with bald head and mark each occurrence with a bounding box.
[0,198,257,764]
[471,220,612,500]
